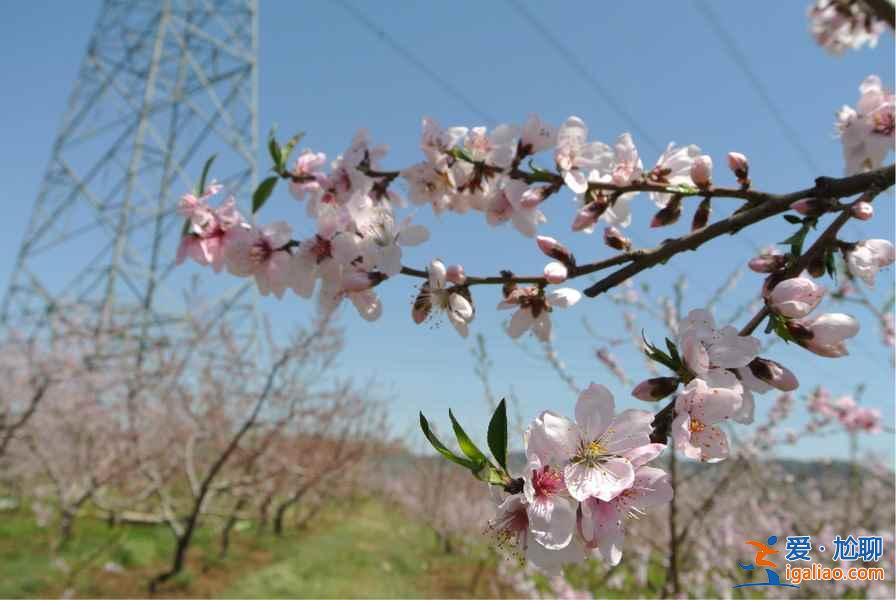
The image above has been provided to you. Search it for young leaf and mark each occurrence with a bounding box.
[487,399,508,471]
[782,214,803,225]
[195,154,217,196]
[419,413,477,470]
[448,409,488,469]
[252,176,279,214]
[268,129,282,171]
[280,132,305,171]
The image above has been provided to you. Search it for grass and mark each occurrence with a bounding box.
[0,498,499,598]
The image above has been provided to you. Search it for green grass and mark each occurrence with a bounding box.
[219,501,493,598]
[0,499,498,598]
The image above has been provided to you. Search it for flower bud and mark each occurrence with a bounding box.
[446,264,466,285]
[747,357,799,391]
[726,152,749,182]
[748,253,787,273]
[536,236,575,266]
[801,312,860,346]
[650,195,682,228]
[850,201,873,221]
[790,198,825,217]
[690,155,713,189]
[691,197,711,231]
[631,377,680,401]
[342,270,387,292]
[603,226,632,251]
[768,277,826,318]
[570,198,608,232]
[543,261,568,284]
[412,284,432,324]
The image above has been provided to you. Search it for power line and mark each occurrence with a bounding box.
[333,0,497,126]
[693,0,822,175]
[503,0,761,290]
[504,0,662,154]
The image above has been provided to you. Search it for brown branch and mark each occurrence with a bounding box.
[583,165,894,298]
[860,0,896,28]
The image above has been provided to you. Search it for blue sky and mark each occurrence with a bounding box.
[0,1,893,463]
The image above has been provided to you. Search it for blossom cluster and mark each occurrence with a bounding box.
[808,0,888,55]
[490,385,672,573]
[807,387,883,433]
[837,75,895,175]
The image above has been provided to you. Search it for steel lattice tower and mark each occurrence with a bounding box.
[1,0,259,345]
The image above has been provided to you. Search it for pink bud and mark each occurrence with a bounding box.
[537,236,575,267]
[726,152,749,178]
[603,226,632,251]
[412,286,431,324]
[689,155,713,188]
[570,197,608,232]
[851,201,873,220]
[543,261,568,284]
[747,357,799,392]
[631,377,680,401]
[790,198,824,216]
[768,277,826,318]
[650,196,682,228]
[446,264,466,285]
[748,253,787,273]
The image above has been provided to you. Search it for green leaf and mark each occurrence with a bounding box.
[252,176,279,214]
[448,409,488,470]
[280,132,305,171]
[825,249,837,281]
[782,214,803,225]
[487,399,508,472]
[665,338,681,364]
[419,413,477,470]
[195,154,217,196]
[267,128,282,170]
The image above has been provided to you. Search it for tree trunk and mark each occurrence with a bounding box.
[219,497,247,558]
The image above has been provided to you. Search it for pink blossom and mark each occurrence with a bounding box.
[420,116,467,171]
[679,309,761,378]
[748,248,787,273]
[411,259,474,337]
[525,383,654,502]
[846,239,895,287]
[603,226,632,251]
[554,117,613,194]
[223,222,292,297]
[648,142,701,207]
[356,209,429,276]
[499,287,581,341]
[837,75,894,175]
[287,150,327,203]
[486,180,547,237]
[809,1,887,55]
[768,277,826,318]
[523,460,576,550]
[520,114,557,155]
[578,449,671,565]
[176,194,245,273]
[672,378,742,462]
[462,125,519,169]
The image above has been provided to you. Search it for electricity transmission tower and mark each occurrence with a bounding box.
[1,0,259,348]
